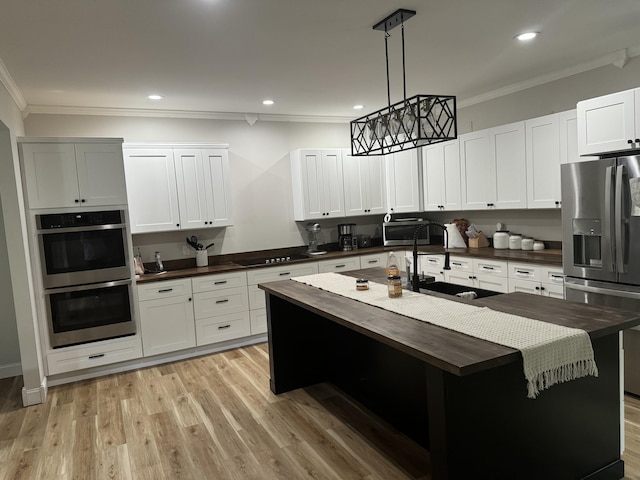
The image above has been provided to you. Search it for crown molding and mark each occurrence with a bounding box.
[458,45,640,109]
[0,57,27,111]
[23,104,353,124]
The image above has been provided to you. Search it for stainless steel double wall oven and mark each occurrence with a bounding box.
[37,209,136,348]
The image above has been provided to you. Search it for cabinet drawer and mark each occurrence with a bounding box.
[473,258,508,277]
[246,262,319,285]
[317,257,361,273]
[192,271,247,293]
[47,335,143,376]
[448,255,472,272]
[248,284,266,310]
[137,278,192,301]
[250,309,267,335]
[359,253,387,269]
[543,267,565,285]
[419,254,445,271]
[508,263,543,282]
[193,286,249,319]
[196,311,251,346]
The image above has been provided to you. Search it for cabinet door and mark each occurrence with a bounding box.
[509,278,541,295]
[321,150,345,218]
[442,140,462,210]
[75,143,128,206]
[422,143,445,211]
[460,130,492,210]
[491,122,527,209]
[21,143,79,208]
[139,295,195,356]
[386,149,422,214]
[577,89,636,155]
[174,149,208,230]
[526,114,561,208]
[343,153,367,216]
[317,256,361,273]
[559,110,598,165]
[202,149,233,226]
[364,154,387,215]
[124,149,181,233]
[291,149,344,220]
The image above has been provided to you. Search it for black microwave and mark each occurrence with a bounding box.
[383,220,431,247]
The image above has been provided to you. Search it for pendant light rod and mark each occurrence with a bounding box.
[385,32,391,108]
[401,22,407,102]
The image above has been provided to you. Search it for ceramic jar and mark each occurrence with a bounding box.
[493,231,509,249]
[521,237,534,251]
[509,234,522,250]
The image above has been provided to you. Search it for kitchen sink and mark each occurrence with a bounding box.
[418,281,501,299]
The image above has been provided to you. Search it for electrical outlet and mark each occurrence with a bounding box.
[182,245,191,256]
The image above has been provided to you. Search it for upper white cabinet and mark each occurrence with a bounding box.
[19,139,127,209]
[460,122,527,210]
[577,89,639,156]
[386,149,422,214]
[291,149,344,221]
[342,150,386,216]
[422,140,461,211]
[525,114,561,208]
[123,144,233,233]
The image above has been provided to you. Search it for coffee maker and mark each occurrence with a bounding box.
[338,223,356,251]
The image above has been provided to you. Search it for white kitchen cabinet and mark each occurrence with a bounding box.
[359,252,388,269]
[445,256,509,293]
[317,256,361,273]
[192,271,250,346]
[444,255,474,286]
[385,149,423,214]
[124,144,232,233]
[525,114,561,209]
[246,262,319,334]
[577,89,638,156]
[460,123,527,210]
[20,139,127,209]
[559,110,598,164]
[342,150,386,216]
[291,149,344,220]
[422,140,461,211]
[418,253,447,282]
[508,263,564,299]
[137,279,196,357]
[47,334,143,376]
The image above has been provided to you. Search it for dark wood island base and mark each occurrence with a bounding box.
[261,269,640,480]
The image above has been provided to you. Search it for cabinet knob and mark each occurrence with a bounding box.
[555,201,560,206]
[81,199,86,203]
[188,297,192,302]
[629,139,634,145]
[636,139,640,144]
[74,199,79,203]
[176,224,180,227]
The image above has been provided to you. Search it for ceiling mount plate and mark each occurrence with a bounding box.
[372,9,416,32]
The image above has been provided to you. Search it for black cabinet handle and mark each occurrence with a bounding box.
[158,288,173,293]
[279,272,290,276]
[188,297,192,302]
[89,353,105,359]
[214,280,227,285]
[636,139,640,143]
[335,264,346,268]
[215,299,229,304]
[176,224,180,227]
[218,324,231,330]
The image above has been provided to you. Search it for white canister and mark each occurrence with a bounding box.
[533,241,545,251]
[521,237,534,251]
[509,234,522,250]
[493,231,509,249]
[196,249,209,267]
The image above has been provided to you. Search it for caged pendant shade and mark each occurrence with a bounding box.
[350,9,457,156]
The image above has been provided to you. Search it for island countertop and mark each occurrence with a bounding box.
[259,267,640,376]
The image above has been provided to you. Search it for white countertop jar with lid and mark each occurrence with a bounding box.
[493,231,509,249]
[521,237,534,250]
[509,234,522,250]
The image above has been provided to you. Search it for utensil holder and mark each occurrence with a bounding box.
[196,250,208,267]
[468,232,489,248]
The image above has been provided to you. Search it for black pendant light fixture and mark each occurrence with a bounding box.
[350,9,457,156]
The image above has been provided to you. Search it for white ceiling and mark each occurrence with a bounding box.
[2,0,640,121]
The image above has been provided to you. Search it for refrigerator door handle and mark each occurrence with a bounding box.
[604,165,616,271]
[565,281,640,300]
[615,165,627,273]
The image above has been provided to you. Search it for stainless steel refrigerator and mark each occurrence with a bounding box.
[561,155,640,395]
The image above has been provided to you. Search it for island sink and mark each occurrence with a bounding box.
[418,280,501,299]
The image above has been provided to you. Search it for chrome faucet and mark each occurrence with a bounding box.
[412,222,451,292]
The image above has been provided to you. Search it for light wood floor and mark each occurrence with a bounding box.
[0,342,639,480]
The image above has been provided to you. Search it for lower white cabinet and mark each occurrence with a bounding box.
[317,256,361,273]
[445,256,509,293]
[192,271,251,346]
[508,263,564,299]
[137,279,196,357]
[359,252,388,270]
[246,262,319,334]
[47,335,143,376]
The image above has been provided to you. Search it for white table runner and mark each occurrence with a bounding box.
[291,272,598,398]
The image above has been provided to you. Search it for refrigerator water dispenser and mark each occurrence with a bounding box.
[572,218,602,268]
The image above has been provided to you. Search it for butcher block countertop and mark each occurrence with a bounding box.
[259,267,640,376]
[136,244,563,284]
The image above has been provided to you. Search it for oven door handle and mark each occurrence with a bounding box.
[44,279,132,294]
[37,223,127,234]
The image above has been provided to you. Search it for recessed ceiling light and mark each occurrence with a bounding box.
[262,99,274,106]
[516,32,538,41]
[148,94,163,100]
[353,104,364,110]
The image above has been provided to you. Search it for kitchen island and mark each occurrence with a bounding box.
[260,268,640,480]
